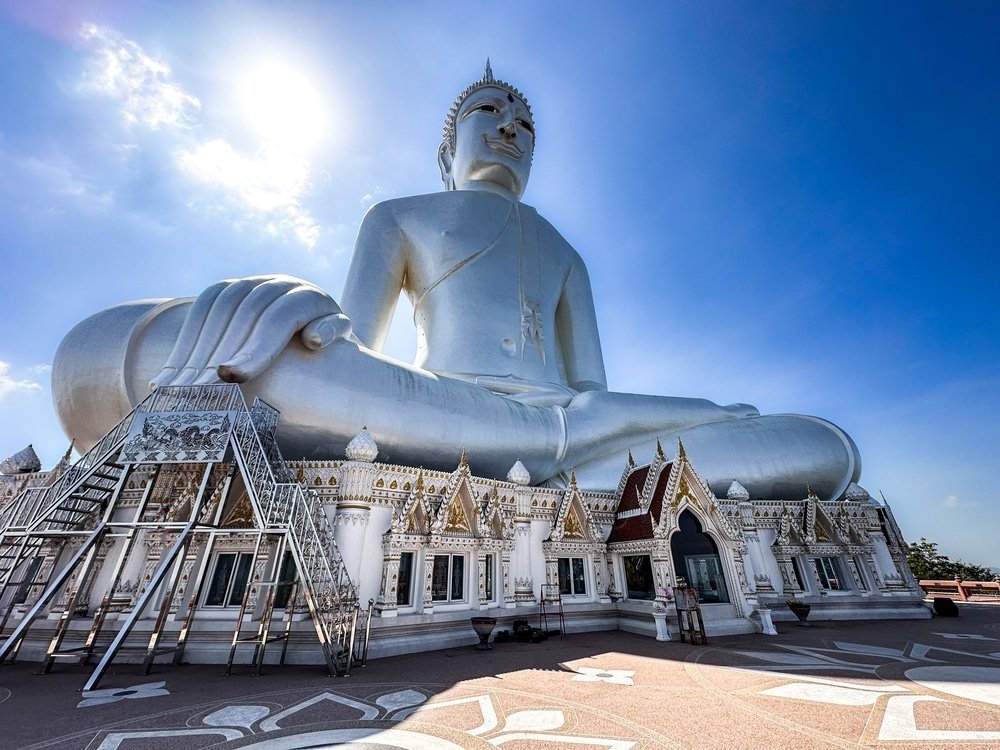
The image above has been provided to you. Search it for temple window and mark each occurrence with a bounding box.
[203,550,296,609]
[623,555,655,600]
[557,557,587,596]
[13,556,44,605]
[204,552,253,607]
[431,554,466,602]
[397,551,415,606]
[814,556,843,591]
[272,551,297,609]
[484,554,495,601]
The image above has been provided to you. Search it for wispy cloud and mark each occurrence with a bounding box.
[176,141,319,247]
[943,494,977,510]
[75,23,320,248]
[0,361,42,400]
[78,23,199,130]
[20,154,113,210]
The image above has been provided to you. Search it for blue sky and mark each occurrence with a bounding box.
[0,2,997,565]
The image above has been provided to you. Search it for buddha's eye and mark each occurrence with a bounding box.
[476,104,498,113]
[517,119,534,134]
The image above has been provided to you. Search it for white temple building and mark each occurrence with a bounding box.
[0,385,926,685]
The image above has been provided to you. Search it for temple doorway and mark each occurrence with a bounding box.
[670,510,730,604]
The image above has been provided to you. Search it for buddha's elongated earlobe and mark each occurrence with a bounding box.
[437,140,455,190]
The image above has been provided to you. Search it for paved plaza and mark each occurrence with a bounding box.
[2,603,1000,749]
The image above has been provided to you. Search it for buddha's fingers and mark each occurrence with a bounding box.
[177,277,270,375]
[215,287,346,383]
[150,280,232,389]
[196,277,299,377]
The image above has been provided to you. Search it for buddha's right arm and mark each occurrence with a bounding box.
[148,274,353,388]
[340,201,408,351]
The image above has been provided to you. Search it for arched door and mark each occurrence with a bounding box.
[670,510,730,603]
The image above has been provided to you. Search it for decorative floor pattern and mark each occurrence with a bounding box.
[4,606,1000,749]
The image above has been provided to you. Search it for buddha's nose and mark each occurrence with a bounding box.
[498,120,517,139]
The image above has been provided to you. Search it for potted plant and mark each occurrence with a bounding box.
[785,598,811,626]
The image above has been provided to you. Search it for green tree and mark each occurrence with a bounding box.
[906,538,994,581]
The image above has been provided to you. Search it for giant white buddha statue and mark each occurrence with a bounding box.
[52,63,861,501]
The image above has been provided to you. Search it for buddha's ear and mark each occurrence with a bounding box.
[437,141,455,190]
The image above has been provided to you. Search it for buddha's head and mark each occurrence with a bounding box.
[438,61,535,199]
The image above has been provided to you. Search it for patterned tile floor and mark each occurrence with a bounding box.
[3,604,1000,749]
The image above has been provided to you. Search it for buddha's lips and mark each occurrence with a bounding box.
[483,135,523,159]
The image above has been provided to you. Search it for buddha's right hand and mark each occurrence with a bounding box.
[149,274,353,389]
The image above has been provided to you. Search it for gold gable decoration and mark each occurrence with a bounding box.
[564,507,585,538]
[222,491,255,528]
[444,500,470,533]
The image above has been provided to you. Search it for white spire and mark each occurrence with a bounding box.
[345,426,378,463]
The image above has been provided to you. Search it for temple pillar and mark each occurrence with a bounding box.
[333,505,370,592]
[334,456,377,590]
[374,539,400,618]
[510,470,535,605]
[651,545,673,605]
[421,552,435,614]
[477,549,488,609]
[501,548,516,607]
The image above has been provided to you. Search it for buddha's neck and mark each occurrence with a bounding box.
[453,181,522,202]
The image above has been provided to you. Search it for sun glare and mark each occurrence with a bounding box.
[239,60,328,148]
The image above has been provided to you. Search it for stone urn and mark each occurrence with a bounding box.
[471,617,498,650]
[785,600,811,626]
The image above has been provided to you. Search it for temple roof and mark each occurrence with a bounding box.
[607,462,671,543]
[0,444,41,475]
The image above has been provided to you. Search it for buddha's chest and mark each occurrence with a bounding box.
[403,204,563,308]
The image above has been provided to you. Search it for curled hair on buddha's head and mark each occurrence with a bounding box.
[441,59,535,156]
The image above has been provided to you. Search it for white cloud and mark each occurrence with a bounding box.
[176,141,319,248]
[78,23,200,130]
[0,361,42,400]
[943,494,977,510]
[73,22,321,249]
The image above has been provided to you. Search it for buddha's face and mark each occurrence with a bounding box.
[440,85,534,198]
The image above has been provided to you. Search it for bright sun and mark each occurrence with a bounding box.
[239,60,328,147]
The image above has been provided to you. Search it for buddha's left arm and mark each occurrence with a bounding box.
[556,257,608,393]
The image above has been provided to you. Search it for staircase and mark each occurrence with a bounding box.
[0,418,133,632]
[0,384,360,685]
[230,394,358,675]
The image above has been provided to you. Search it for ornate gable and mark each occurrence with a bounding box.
[639,439,668,514]
[429,451,479,539]
[614,450,637,498]
[476,484,514,540]
[390,471,434,535]
[548,472,601,543]
[655,441,741,543]
[832,503,870,547]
